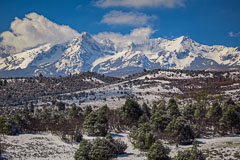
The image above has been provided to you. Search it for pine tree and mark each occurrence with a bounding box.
[167,98,180,118]
[165,117,195,145]
[83,105,93,117]
[142,103,151,118]
[75,140,92,160]
[147,140,170,160]
[121,98,143,120]
[83,106,109,136]
[206,102,222,133]
[150,108,171,132]
[129,122,156,150]
[83,112,98,136]
[220,105,239,134]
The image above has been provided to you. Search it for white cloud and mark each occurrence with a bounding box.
[0,12,79,53]
[229,32,240,37]
[94,27,154,48]
[95,0,186,8]
[101,10,156,26]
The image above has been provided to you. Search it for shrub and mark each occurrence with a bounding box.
[74,131,83,143]
[105,132,112,140]
[111,138,127,154]
[147,140,170,160]
[105,133,127,154]
[2,120,19,135]
[89,138,118,160]
[74,137,127,160]
[56,102,65,111]
[173,141,206,160]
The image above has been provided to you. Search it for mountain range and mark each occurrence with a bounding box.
[0,32,240,77]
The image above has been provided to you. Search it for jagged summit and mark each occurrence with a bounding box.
[0,32,239,77]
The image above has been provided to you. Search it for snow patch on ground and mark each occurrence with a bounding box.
[2,133,79,160]
[2,133,240,160]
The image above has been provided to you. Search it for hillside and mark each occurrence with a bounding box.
[1,69,239,108]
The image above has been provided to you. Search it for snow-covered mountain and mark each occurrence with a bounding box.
[0,32,239,77]
[0,44,16,58]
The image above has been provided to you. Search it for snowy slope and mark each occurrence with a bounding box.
[3,132,240,160]
[0,43,52,70]
[0,33,239,77]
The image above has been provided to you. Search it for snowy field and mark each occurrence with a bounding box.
[60,73,182,109]
[33,70,240,109]
[2,133,79,160]
[2,133,240,160]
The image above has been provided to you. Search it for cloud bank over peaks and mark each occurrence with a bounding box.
[101,10,156,26]
[0,12,79,53]
[95,0,186,9]
[94,27,154,48]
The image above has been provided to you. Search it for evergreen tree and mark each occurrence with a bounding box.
[69,105,78,118]
[147,140,170,160]
[95,106,108,136]
[151,103,158,115]
[182,104,195,121]
[206,102,222,133]
[224,98,235,106]
[220,105,239,134]
[75,140,92,160]
[165,117,195,145]
[138,114,150,124]
[150,108,171,132]
[83,112,98,136]
[167,98,180,118]
[129,122,156,150]
[120,98,143,126]
[142,103,151,118]
[194,104,206,135]
[83,105,93,117]
[83,106,109,136]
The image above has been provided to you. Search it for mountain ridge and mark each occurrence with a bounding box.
[0,32,239,77]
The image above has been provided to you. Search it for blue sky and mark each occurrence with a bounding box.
[1,0,240,48]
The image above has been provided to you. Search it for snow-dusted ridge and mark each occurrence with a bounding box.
[0,33,240,77]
